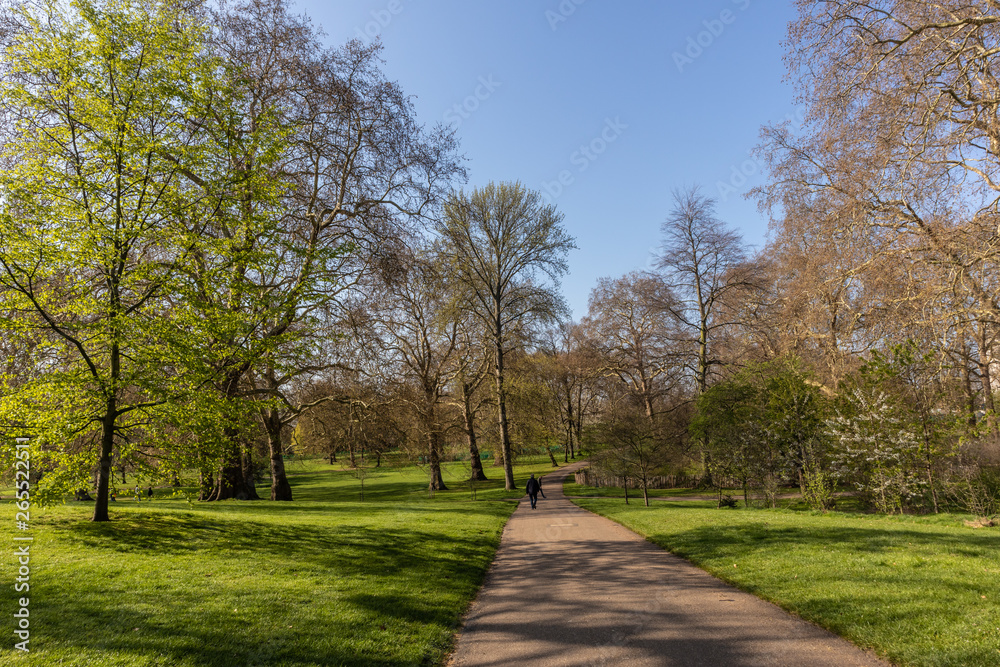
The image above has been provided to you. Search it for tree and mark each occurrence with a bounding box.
[368,247,460,491]
[657,186,759,484]
[855,342,962,513]
[438,182,575,490]
[657,186,758,395]
[589,385,684,507]
[449,313,492,481]
[175,0,462,500]
[759,1,1000,418]
[584,272,680,421]
[0,0,215,521]
[691,360,830,508]
[533,323,595,463]
[827,386,926,514]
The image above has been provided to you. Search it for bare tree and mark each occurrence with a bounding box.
[368,248,461,491]
[584,272,681,421]
[657,187,759,395]
[759,1,1000,409]
[449,314,492,481]
[179,0,462,500]
[438,182,575,490]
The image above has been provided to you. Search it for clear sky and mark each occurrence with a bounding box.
[295,0,799,319]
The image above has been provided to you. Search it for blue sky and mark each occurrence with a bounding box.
[295,1,799,319]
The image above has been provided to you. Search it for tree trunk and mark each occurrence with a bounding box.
[961,336,977,426]
[574,392,584,456]
[241,440,260,500]
[92,406,116,522]
[463,382,488,481]
[920,418,939,513]
[265,409,293,501]
[207,371,259,501]
[199,466,214,501]
[978,329,996,413]
[428,430,447,491]
[495,343,515,490]
[565,394,575,462]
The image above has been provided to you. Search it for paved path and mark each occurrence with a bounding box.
[449,461,890,667]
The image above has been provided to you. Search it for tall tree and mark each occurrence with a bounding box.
[368,248,460,491]
[449,314,492,481]
[657,187,759,396]
[438,182,575,490]
[584,272,680,421]
[0,0,214,521]
[177,0,462,500]
[759,1,1000,415]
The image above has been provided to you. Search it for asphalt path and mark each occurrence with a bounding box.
[449,460,890,667]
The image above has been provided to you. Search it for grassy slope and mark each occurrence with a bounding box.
[569,492,1000,667]
[0,455,562,667]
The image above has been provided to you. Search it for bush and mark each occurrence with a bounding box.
[802,464,836,511]
[947,464,1000,518]
[718,494,738,509]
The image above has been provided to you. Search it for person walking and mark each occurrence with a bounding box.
[525,474,545,510]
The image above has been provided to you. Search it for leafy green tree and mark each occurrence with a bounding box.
[590,399,676,507]
[0,0,215,521]
[691,359,829,508]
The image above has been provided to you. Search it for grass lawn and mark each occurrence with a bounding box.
[569,488,1000,667]
[0,455,561,666]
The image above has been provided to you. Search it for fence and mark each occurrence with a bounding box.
[574,467,697,490]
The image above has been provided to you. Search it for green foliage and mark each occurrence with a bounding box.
[830,341,962,513]
[691,358,828,507]
[0,0,225,509]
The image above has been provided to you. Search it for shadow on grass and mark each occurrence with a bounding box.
[24,516,502,666]
[54,511,503,567]
[24,597,432,667]
[651,521,1000,560]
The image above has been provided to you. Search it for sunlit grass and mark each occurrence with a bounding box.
[0,455,561,666]
[570,489,1000,667]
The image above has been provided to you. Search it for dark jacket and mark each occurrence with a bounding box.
[526,478,543,496]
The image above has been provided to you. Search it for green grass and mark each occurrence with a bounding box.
[568,486,1000,667]
[0,455,561,666]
